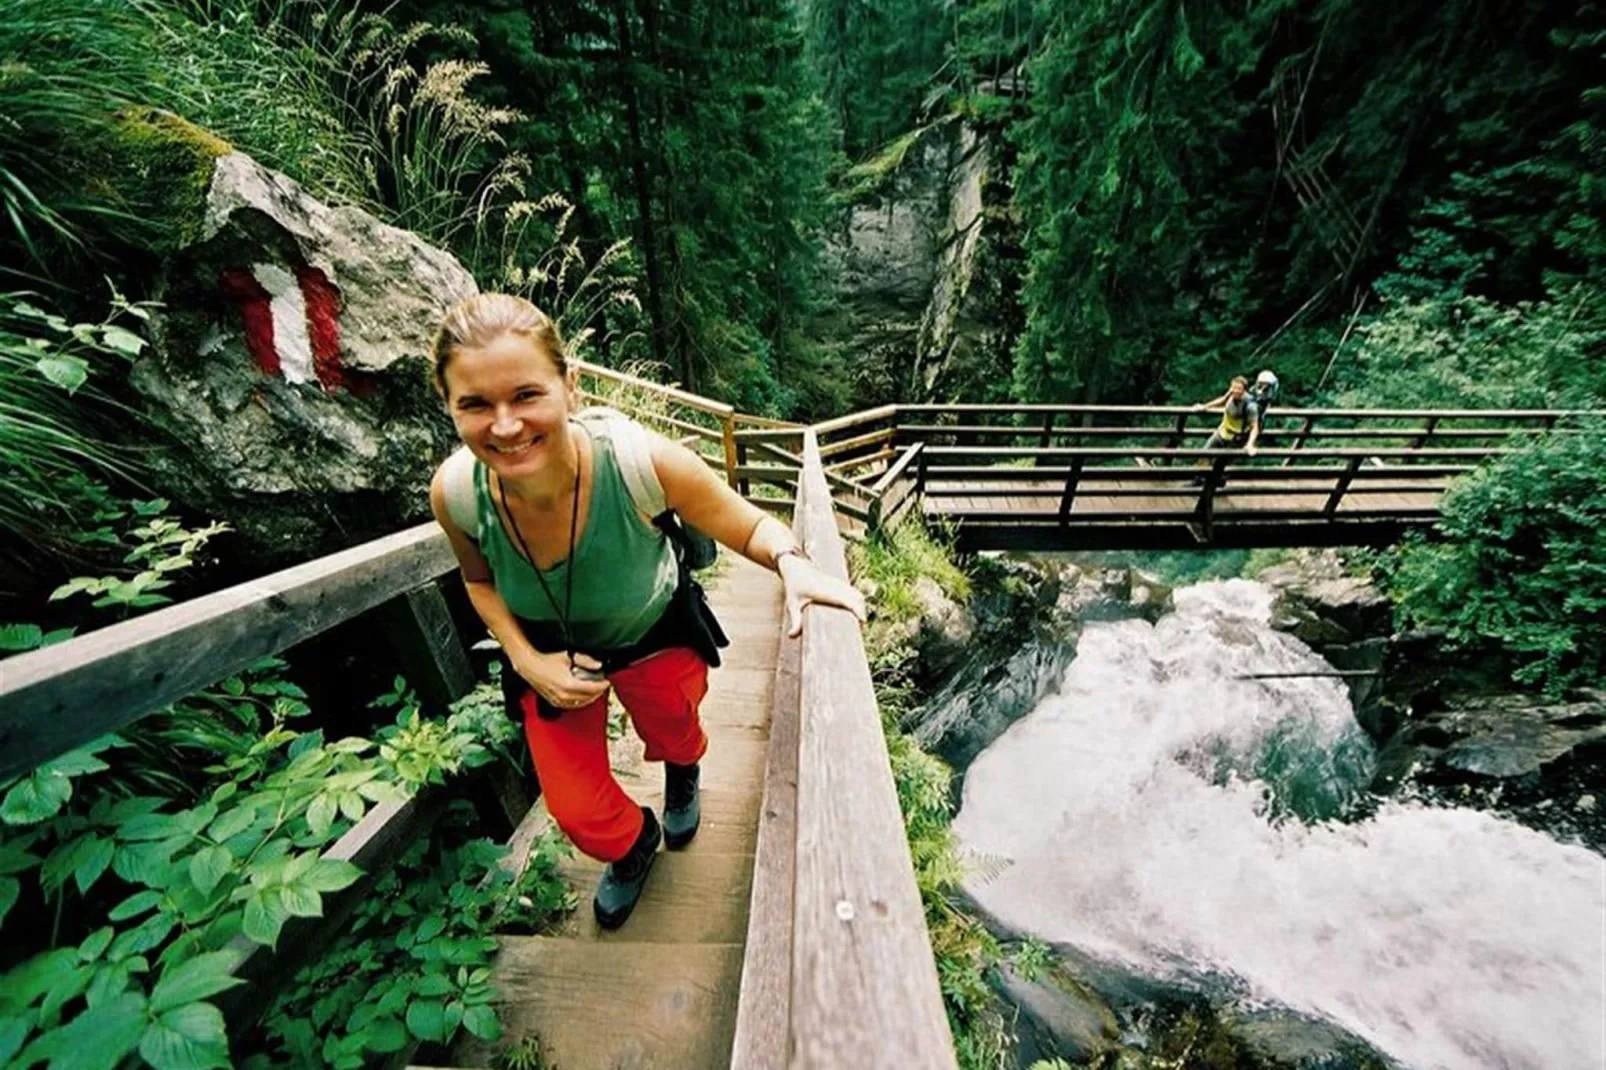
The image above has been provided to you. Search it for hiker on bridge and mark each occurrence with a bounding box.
[1195,375,1264,455]
[427,293,865,929]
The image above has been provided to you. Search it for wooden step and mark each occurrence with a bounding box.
[552,849,755,944]
[460,938,743,1070]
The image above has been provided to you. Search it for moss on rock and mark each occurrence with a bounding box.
[77,108,232,254]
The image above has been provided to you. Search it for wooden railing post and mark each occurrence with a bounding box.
[1194,455,1230,542]
[1409,415,1441,452]
[1035,411,1057,466]
[375,580,474,717]
[723,411,741,490]
[736,441,751,496]
[1282,415,1318,466]
[1324,456,1364,518]
[1057,456,1084,525]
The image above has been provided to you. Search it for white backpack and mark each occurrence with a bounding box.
[441,408,717,567]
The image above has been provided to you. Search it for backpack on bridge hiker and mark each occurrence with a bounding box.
[1250,369,1280,421]
[439,406,720,571]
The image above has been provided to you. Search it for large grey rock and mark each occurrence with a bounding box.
[131,152,476,556]
[1371,692,1606,850]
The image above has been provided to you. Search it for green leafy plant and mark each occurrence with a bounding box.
[49,501,229,612]
[251,822,574,1068]
[495,1033,556,1070]
[1389,427,1606,694]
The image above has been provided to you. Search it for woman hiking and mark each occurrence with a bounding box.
[427,293,865,929]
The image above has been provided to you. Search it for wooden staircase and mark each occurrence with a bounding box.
[441,556,784,1069]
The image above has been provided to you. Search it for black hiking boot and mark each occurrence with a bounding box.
[593,806,661,930]
[663,761,701,850]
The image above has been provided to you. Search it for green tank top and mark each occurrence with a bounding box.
[473,422,678,652]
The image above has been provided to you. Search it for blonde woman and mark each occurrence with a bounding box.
[427,294,864,929]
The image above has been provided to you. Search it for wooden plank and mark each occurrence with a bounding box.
[552,850,756,943]
[817,426,895,461]
[789,432,957,1069]
[730,589,802,1070]
[0,523,456,782]
[486,938,744,1069]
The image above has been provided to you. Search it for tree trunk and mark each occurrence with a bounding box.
[612,0,671,373]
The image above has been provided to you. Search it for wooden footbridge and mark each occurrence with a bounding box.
[2,361,1597,1068]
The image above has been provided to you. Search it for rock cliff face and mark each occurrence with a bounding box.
[899,558,1173,805]
[820,120,1021,406]
[131,151,476,559]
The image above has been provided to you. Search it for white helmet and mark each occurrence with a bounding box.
[1256,369,1278,386]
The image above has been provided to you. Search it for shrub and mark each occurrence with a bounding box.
[1389,427,1606,694]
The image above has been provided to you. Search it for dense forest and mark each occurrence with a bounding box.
[2,0,1603,1066]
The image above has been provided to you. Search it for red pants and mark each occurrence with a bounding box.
[521,647,709,862]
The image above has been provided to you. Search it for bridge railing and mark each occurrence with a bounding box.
[732,429,957,1070]
[0,526,518,1039]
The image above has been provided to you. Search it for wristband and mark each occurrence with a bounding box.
[773,545,810,571]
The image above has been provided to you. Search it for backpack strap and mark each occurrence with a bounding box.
[440,446,481,540]
[574,408,668,519]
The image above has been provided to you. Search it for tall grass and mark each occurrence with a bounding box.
[0,292,149,558]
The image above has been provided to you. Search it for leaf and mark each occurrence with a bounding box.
[35,354,89,393]
[117,812,179,842]
[415,915,446,944]
[112,840,178,887]
[279,883,322,918]
[462,1004,501,1041]
[0,1015,29,1065]
[362,1015,408,1053]
[187,846,233,898]
[1,771,72,825]
[0,623,43,651]
[404,998,447,1043]
[414,970,454,997]
[242,890,289,948]
[138,1002,229,1070]
[40,749,109,778]
[305,794,336,839]
[108,889,162,922]
[74,834,115,894]
[302,858,362,893]
[78,927,115,963]
[99,325,146,358]
[25,990,147,1070]
[0,877,17,927]
[150,952,244,1013]
[336,791,366,823]
[207,803,257,842]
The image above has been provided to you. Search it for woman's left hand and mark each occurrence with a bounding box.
[779,557,867,638]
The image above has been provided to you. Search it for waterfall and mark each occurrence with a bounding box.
[954,579,1606,1070]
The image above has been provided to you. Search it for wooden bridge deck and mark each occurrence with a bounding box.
[448,556,784,1070]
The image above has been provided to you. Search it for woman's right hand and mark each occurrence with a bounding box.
[512,650,609,711]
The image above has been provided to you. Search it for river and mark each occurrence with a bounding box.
[953,579,1606,1070]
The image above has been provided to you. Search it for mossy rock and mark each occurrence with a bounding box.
[76,108,232,255]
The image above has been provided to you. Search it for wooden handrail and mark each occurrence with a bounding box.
[895,403,1602,420]
[736,430,955,1068]
[919,445,1518,461]
[807,403,900,438]
[574,358,735,418]
[0,524,457,782]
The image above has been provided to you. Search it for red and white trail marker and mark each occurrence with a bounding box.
[220,262,349,392]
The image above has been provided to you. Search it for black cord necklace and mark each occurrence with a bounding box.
[496,435,583,661]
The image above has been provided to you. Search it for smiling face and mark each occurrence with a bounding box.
[442,331,579,485]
